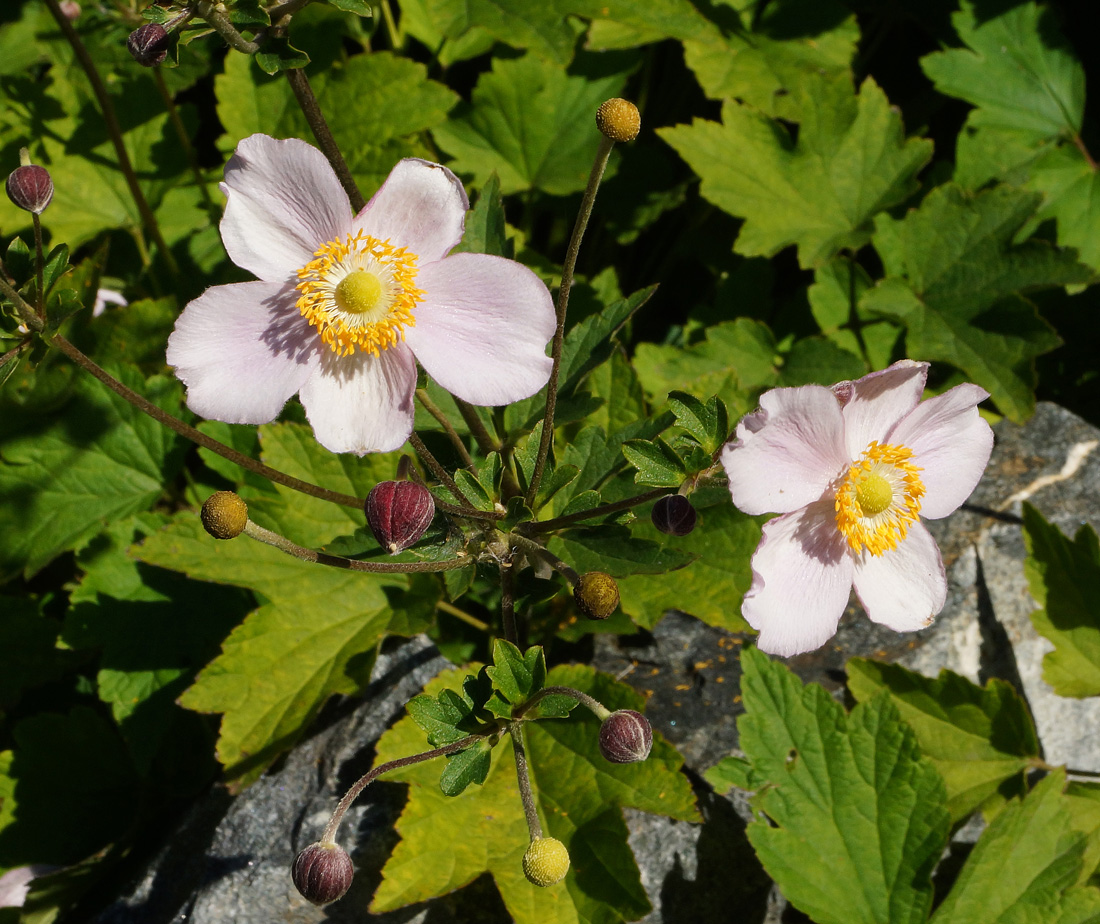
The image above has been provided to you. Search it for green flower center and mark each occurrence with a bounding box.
[854,473,893,516]
[334,270,383,317]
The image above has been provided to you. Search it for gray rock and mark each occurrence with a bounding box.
[85,402,1100,924]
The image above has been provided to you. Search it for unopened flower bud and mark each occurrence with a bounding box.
[127,23,169,67]
[292,842,354,905]
[596,98,640,143]
[365,481,435,554]
[59,0,81,19]
[6,165,53,215]
[522,837,569,887]
[599,709,652,763]
[573,571,619,620]
[200,491,248,540]
[651,494,697,537]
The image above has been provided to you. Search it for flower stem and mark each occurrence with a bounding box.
[49,334,364,508]
[522,487,671,534]
[416,388,474,468]
[379,0,401,47]
[42,0,180,278]
[508,722,542,840]
[0,339,32,371]
[525,134,616,508]
[500,558,517,644]
[408,431,480,512]
[195,0,261,53]
[517,686,610,722]
[242,518,471,572]
[321,734,487,845]
[285,67,365,212]
[267,0,314,24]
[32,213,45,316]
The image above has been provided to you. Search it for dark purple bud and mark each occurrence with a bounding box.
[651,494,697,537]
[365,481,435,554]
[6,165,53,215]
[127,23,169,67]
[598,710,652,763]
[292,842,354,905]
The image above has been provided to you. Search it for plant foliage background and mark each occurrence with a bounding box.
[2,0,1100,921]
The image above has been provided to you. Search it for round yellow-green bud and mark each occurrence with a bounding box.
[522,837,570,887]
[573,571,620,620]
[200,491,248,540]
[596,98,640,143]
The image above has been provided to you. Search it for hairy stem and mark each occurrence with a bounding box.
[526,135,616,507]
[195,0,261,53]
[50,335,364,507]
[509,533,579,585]
[243,519,471,572]
[321,734,486,845]
[517,685,610,722]
[508,722,542,840]
[522,487,671,534]
[32,214,45,316]
[416,388,475,468]
[42,0,179,277]
[408,431,480,512]
[0,273,43,331]
[285,68,365,211]
[500,558,517,644]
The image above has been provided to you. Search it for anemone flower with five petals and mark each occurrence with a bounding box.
[721,360,993,657]
[167,134,555,454]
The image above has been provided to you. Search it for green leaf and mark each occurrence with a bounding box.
[552,526,694,578]
[325,0,373,14]
[252,36,310,74]
[921,2,1098,272]
[439,738,495,796]
[135,513,433,785]
[453,174,512,258]
[809,257,901,370]
[0,366,185,580]
[633,318,780,419]
[666,390,727,454]
[616,499,759,632]
[0,707,140,867]
[1022,503,1100,698]
[454,469,496,512]
[1065,781,1100,887]
[779,335,866,387]
[931,770,1095,924]
[847,659,1039,823]
[371,664,698,924]
[861,184,1091,421]
[738,646,949,924]
[682,0,858,120]
[432,53,630,195]
[704,755,758,794]
[486,640,546,709]
[621,438,686,487]
[659,75,932,268]
[0,597,66,708]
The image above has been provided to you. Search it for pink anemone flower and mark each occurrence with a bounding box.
[721,360,993,657]
[167,134,555,454]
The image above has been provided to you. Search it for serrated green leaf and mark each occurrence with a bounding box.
[552,525,694,578]
[1022,503,1100,697]
[847,659,1039,822]
[371,664,698,923]
[325,0,373,14]
[439,738,495,796]
[0,366,185,580]
[861,184,1091,421]
[739,646,949,924]
[633,318,779,419]
[454,469,496,511]
[659,75,932,269]
[252,37,310,74]
[453,174,512,258]
[616,499,758,631]
[486,640,545,708]
[809,257,902,370]
[1066,782,1100,887]
[682,0,858,120]
[931,770,1093,924]
[621,438,685,487]
[432,53,630,195]
[666,390,712,448]
[135,513,432,785]
[704,754,757,794]
[779,335,866,387]
[408,693,477,746]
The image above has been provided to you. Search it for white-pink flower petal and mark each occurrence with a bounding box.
[853,522,946,631]
[299,346,417,455]
[890,383,994,519]
[356,159,468,265]
[405,253,554,406]
[743,501,855,657]
[835,359,927,459]
[721,385,849,516]
[220,135,352,282]
[167,281,319,423]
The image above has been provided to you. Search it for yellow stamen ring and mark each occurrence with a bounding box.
[295,230,424,357]
[834,441,924,556]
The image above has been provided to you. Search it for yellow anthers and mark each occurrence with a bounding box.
[834,441,924,556]
[523,837,570,887]
[595,98,641,143]
[295,230,424,357]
